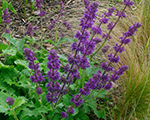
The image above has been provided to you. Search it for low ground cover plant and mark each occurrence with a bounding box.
[0,0,142,120]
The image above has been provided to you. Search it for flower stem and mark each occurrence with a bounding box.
[12,107,19,120]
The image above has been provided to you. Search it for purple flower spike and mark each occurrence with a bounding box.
[3,8,11,24]
[36,87,43,95]
[115,11,126,18]
[63,22,71,30]
[70,94,83,107]
[25,23,36,36]
[6,97,14,105]
[24,48,45,83]
[107,22,114,30]
[5,29,10,34]
[101,46,110,53]
[67,106,75,114]
[38,10,46,16]
[104,81,113,90]
[61,112,68,118]
[123,0,134,6]
[35,0,43,8]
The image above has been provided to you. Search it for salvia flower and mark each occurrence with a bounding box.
[3,8,11,24]
[123,0,134,6]
[61,112,68,118]
[70,94,83,107]
[6,97,14,105]
[24,48,45,83]
[101,45,110,53]
[67,106,75,114]
[25,23,38,36]
[38,10,46,16]
[35,0,43,8]
[46,50,61,104]
[36,87,43,95]
[5,29,10,34]
[104,7,115,17]
[63,21,71,30]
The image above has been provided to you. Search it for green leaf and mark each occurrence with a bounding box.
[1,33,17,46]
[44,39,54,45]
[0,80,15,95]
[0,105,8,113]
[93,89,108,99]
[16,38,26,54]
[21,106,49,118]
[8,2,16,13]
[86,100,106,119]
[0,8,2,16]
[14,59,29,69]
[56,37,74,46]
[58,54,68,62]
[63,94,72,106]
[0,43,8,52]
[73,108,79,116]
[53,114,60,120]
[0,61,4,68]
[2,45,17,56]
[2,0,8,10]
[99,109,106,119]
[74,111,89,120]
[14,97,27,108]
[0,66,20,85]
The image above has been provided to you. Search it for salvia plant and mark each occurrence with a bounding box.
[0,0,142,120]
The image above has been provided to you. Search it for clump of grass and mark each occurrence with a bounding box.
[112,0,150,119]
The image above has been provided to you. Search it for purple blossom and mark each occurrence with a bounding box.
[70,94,83,107]
[5,29,10,34]
[25,23,37,36]
[38,10,46,16]
[92,26,102,35]
[67,106,75,114]
[102,33,112,40]
[111,74,120,82]
[115,11,126,18]
[101,46,110,53]
[123,22,142,37]
[113,43,125,53]
[115,65,129,75]
[100,17,109,24]
[47,20,56,30]
[61,112,68,118]
[63,22,71,30]
[60,74,72,84]
[6,97,14,105]
[24,48,45,83]
[108,53,120,63]
[120,37,131,44]
[46,81,60,92]
[3,8,11,24]
[79,56,90,69]
[46,91,58,103]
[101,62,114,72]
[104,7,115,17]
[93,37,102,44]
[107,22,114,30]
[79,86,90,96]
[36,87,43,95]
[35,0,43,8]
[123,0,134,6]
[104,81,113,90]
